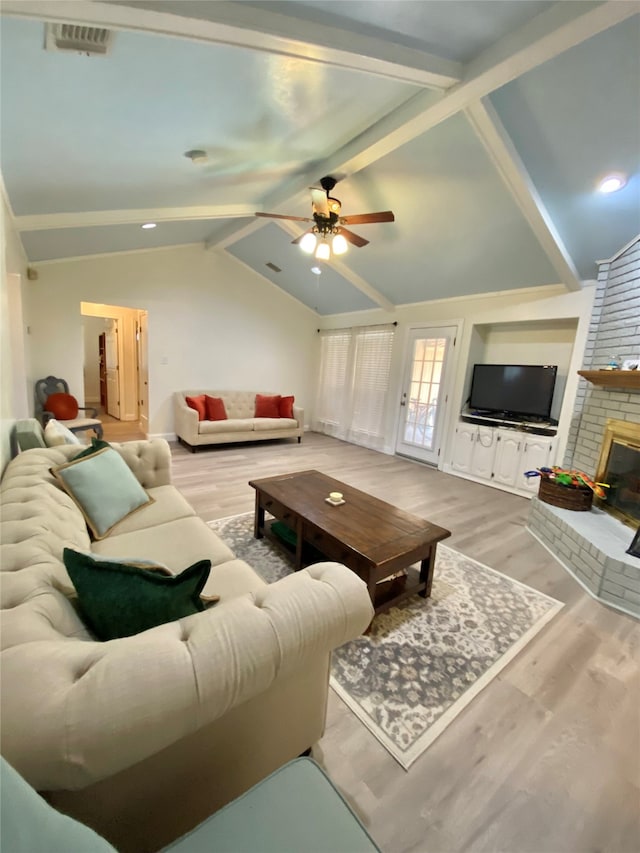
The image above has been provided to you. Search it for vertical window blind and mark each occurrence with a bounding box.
[314,324,396,449]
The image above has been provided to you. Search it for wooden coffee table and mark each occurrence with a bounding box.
[249,469,451,615]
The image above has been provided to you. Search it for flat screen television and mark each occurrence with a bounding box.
[469,363,557,422]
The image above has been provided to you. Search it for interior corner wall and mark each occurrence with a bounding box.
[24,246,319,437]
[1,194,30,473]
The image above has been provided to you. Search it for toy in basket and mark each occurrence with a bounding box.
[524,467,609,511]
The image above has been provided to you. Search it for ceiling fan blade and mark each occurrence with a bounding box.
[310,188,329,218]
[340,211,395,225]
[255,212,313,222]
[291,229,314,245]
[338,227,369,248]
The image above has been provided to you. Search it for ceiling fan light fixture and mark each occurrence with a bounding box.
[332,233,348,255]
[299,232,317,254]
[315,240,331,261]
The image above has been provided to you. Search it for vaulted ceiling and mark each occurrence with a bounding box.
[1,1,639,314]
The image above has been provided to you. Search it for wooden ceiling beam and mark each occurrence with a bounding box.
[318,1,638,180]
[14,205,256,231]
[465,99,582,292]
[0,0,461,89]
[227,0,636,251]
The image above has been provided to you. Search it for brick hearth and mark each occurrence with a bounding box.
[528,498,639,617]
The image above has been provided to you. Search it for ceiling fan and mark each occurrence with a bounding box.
[255,176,395,260]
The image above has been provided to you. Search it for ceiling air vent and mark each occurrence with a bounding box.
[266,262,282,273]
[45,23,114,56]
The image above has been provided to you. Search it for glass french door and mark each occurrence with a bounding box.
[395,326,457,466]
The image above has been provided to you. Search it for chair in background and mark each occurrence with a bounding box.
[35,376,104,440]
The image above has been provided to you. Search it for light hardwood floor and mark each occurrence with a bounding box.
[101,423,640,853]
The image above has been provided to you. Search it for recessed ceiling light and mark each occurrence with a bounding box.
[141,222,157,229]
[311,266,322,275]
[597,173,627,194]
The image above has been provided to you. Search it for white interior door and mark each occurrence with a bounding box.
[395,326,457,466]
[137,311,149,434]
[105,320,120,419]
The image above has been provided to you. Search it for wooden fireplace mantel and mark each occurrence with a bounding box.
[578,370,640,390]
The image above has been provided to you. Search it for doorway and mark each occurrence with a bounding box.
[81,302,147,433]
[395,325,457,466]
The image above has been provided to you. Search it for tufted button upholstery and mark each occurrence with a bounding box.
[0,439,373,802]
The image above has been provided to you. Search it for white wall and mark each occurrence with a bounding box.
[319,283,596,465]
[14,236,596,463]
[1,193,30,472]
[25,245,319,437]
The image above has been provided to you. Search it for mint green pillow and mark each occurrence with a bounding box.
[51,447,153,539]
[63,549,212,640]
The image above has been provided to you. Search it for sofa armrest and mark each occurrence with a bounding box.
[1,564,372,791]
[174,394,199,442]
[293,405,304,431]
[110,439,173,488]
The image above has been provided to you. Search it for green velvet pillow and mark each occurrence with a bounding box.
[50,447,154,540]
[63,549,212,640]
[73,437,112,459]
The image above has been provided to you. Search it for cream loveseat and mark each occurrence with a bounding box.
[0,440,373,853]
[174,390,303,451]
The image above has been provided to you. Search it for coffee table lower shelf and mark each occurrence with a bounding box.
[265,519,427,615]
[372,568,424,614]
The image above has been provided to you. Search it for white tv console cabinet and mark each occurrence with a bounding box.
[448,414,557,498]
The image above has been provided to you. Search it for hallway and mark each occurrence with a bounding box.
[97,409,146,443]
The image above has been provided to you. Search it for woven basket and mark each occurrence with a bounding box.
[538,477,593,511]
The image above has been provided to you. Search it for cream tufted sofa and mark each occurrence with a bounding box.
[0,439,373,853]
[174,390,303,451]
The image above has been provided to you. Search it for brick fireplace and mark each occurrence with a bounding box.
[596,419,640,528]
[528,237,640,617]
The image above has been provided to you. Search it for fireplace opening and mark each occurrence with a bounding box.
[595,419,640,528]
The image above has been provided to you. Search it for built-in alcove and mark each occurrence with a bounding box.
[465,318,579,423]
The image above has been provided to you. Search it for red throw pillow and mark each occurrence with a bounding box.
[255,394,281,418]
[279,395,295,419]
[185,394,206,421]
[45,393,79,420]
[205,395,227,421]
